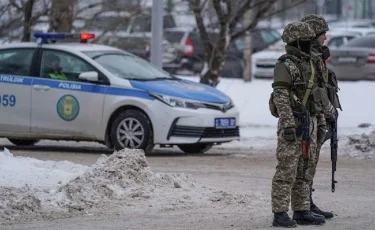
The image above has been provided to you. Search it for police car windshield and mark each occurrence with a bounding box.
[83,51,175,80]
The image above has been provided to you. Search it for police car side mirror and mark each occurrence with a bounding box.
[78,71,99,82]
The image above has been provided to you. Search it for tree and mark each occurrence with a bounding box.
[8,0,50,42]
[49,0,76,32]
[190,0,307,87]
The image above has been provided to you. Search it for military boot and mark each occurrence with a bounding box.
[311,203,334,219]
[310,189,334,219]
[292,211,325,225]
[272,212,297,228]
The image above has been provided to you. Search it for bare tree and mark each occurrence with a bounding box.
[7,0,50,42]
[49,0,76,32]
[191,0,307,86]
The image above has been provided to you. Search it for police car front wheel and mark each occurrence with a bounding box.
[8,138,40,146]
[110,109,154,153]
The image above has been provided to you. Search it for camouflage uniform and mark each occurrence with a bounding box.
[301,14,341,219]
[270,21,334,227]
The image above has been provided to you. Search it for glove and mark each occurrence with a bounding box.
[283,127,296,142]
[317,125,326,145]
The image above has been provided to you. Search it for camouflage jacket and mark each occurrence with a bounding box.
[311,40,338,127]
[272,45,335,129]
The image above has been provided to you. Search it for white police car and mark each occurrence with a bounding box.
[0,32,240,154]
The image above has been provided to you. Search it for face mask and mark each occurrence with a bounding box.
[298,40,311,54]
[321,45,330,61]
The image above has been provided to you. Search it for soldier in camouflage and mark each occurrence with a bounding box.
[270,21,336,228]
[301,14,342,220]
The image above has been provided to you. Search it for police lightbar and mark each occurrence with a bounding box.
[33,32,95,43]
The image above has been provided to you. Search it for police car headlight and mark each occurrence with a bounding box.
[149,92,205,109]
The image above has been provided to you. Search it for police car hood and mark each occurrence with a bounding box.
[129,79,230,103]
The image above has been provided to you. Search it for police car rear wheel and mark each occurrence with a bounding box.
[110,110,153,153]
[177,144,213,154]
[8,138,39,146]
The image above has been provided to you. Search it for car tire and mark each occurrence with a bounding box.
[110,109,154,154]
[177,144,213,154]
[8,138,39,146]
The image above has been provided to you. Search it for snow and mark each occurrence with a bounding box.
[0,148,88,189]
[0,75,374,224]
[0,148,255,224]
[179,76,375,129]
[176,76,375,155]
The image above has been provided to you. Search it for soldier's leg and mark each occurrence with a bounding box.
[271,122,300,228]
[271,132,301,213]
[308,117,334,219]
[309,114,326,189]
[291,117,325,225]
[271,132,301,227]
[291,116,317,211]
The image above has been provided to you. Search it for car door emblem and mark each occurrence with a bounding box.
[57,95,80,121]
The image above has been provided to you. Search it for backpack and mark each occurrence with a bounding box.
[269,54,315,118]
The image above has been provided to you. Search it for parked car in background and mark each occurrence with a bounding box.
[329,20,375,29]
[327,35,375,81]
[252,30,362,79]
[251,40,285,79]
[324,30,361,48]
[106,13,178,59]
[147,27,282,78]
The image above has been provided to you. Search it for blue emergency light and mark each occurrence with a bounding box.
[33,32,95,43]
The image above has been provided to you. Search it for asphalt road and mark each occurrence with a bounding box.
[1,140,375,230]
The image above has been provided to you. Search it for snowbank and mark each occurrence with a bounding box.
[344,130,375,159]
[0,148,255,224]
[0,148,88,189]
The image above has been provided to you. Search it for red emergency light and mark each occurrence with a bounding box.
[80,32,95,43]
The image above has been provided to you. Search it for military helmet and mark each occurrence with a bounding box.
[301,14,329,35]
[282,22,316,44]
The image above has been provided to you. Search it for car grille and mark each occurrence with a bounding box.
[202,101,234,112]
[169,125,240,138]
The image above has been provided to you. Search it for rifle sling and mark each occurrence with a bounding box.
[290,59,315,107]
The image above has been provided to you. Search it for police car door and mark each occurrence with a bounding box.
[31,49,105,139]
[0,48,36,133]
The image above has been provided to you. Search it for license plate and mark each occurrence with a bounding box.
[338,57,357,63]
[215,118,236,128]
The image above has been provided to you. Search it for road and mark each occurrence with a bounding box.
[1,140,375,230]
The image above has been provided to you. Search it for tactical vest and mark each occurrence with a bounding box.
[269,54,329,117]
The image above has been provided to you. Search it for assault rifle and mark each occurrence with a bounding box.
[300,104,310,180]
[330,115,338,192]
[324,80,339,192]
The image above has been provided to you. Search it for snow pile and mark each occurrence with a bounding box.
[0,148,88,189]
[345,130,375,159]
[0,148,254,224]
[56,149,196,210]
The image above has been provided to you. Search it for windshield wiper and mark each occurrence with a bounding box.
[125,78,153,81]
[148,76,180,81]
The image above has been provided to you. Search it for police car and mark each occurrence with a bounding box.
[0,32,240,154]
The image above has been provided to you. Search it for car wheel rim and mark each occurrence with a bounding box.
[116,118,144,149]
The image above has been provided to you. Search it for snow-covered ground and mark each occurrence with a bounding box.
[1,76,374,191]
[177,76,375,153]
[1,77,375,227]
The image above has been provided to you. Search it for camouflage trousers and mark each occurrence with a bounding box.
[307,131,323,190]
[307,114,326,190]
[271,116,317,213]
